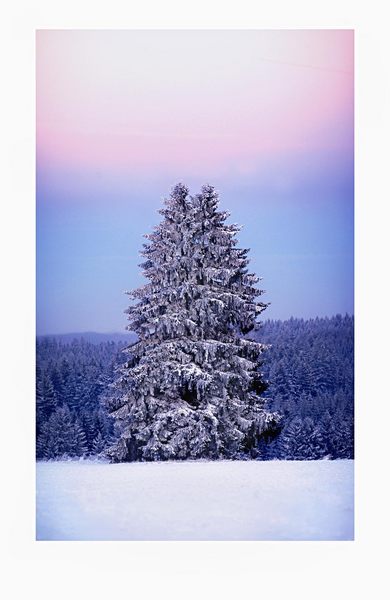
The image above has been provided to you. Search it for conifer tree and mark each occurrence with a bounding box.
[276,416,304,459]
[92,431,106,455]
[106,183,281,461]
[36,369,57,433]
[36,406,88,459]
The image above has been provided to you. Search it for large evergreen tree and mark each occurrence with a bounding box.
[105,184,281,462]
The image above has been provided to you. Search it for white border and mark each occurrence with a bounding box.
[2,1,389,598]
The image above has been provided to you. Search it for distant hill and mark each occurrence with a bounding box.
[38,331,137,345]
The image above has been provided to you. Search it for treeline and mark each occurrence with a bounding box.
[36,338,125,459]
[256,314,354,459]
[36,314,354,461]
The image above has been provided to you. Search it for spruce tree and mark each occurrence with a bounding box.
[276,416,304,459]
[36,406,88,459]
[92,431,106,455]
[106,183,281,462]
[36,369,57,433]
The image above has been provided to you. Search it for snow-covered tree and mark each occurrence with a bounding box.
[275,415,328,460]
[276,416,305,459]
[92,431,106,455]
[36,368,57,434]
[106,183,281,462]
[36,406,88,459]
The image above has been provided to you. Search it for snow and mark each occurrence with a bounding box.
[36,459,354,541]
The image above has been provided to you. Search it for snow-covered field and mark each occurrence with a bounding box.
[36,459,354,541]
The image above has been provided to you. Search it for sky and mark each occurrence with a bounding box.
[36,29,354,335]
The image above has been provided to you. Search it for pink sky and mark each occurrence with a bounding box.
[36,30,353,176]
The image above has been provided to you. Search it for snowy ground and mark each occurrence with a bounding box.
[36,459,354,541]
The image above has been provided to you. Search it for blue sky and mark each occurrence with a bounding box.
[37,153,353,334]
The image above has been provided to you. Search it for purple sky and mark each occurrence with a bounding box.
[36,30,353,334]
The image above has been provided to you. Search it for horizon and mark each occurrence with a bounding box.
[38,312,354,338]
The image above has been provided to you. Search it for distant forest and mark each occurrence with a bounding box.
[36,314,354,461]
